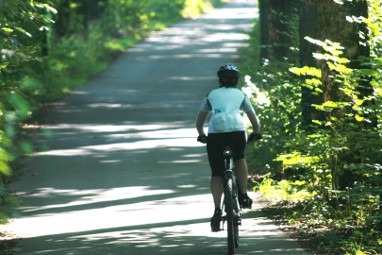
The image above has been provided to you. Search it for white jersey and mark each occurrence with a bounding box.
[199,87,254,133]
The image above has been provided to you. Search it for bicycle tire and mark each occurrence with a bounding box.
[224,178,236,255]
[233,189,240,249]
[234,216,239,248]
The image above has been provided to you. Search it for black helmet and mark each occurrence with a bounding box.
[217,64,240,79]
[217,64,240,87]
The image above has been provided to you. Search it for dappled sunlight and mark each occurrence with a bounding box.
[33,138,200,156]
[2,186,305,254]
[147,53,224,60]
[17,186,175,213]
[202,32,250,43]
[2,191,306,254]
[159,153,206,164]
[34,124,200,156]
[39,122,186,134]
[3,1,307,254]
[167,76,210,81]
[118,3,257,66]
[201,5,259,20]
[3,188,211,238]
[87,103,134,109]
[197,47,237,53]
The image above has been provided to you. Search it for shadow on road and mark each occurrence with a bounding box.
[3,1,308,255]
[11,209,306,255]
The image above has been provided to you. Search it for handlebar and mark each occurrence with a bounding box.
[197,134,208,144]
[247,133,262,144]
[197,133,262,144]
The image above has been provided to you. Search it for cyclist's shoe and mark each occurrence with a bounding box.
[239,193,253,209]
[210,208,222,232]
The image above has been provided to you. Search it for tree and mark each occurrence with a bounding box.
[0,0,56,174]
[249,0,382,251]
[299,0,370,129]
[54,0,71,37]
[298,0,323,127]
[258,0,299,63]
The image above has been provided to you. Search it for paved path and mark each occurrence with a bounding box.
[2,1,309,254]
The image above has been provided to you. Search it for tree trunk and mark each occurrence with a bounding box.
[258,0,269,63]
[299,0,370,128]
[78,0,90,38]
[299,0,324,127]
[259,0,299,63]
[314,0,369,190]
[54,0,72,37]
[317,0,369,104]
[300,0,372,189]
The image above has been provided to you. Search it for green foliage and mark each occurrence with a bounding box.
[35,0,225,101]
[0,0,57,225]
[181,0,216,18]
[0,0,226,162]
[255,178,316,204]
[283,36,381,255]
[0,0,56,173]
[98,0,222,39]
[38,32,114,99]
[242,57,303,177]
[241,1,382,254]
[0,0,224,222]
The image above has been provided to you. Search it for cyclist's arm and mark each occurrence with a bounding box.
[246,109,260,134]
[195,97,211,136]
[196,110,209,136]
[242,96,261,134]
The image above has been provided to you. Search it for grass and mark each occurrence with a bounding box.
[251,177,382,255]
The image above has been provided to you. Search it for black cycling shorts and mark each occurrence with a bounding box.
[206,131,246,177]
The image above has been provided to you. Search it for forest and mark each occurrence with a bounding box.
[0,0,381,254]
[0,0,223,217]
[241,0,382,254]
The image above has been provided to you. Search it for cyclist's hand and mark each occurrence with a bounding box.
[197,134,208,144]
[248,133,262,143]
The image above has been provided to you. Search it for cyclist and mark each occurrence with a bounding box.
[195,64,261,232]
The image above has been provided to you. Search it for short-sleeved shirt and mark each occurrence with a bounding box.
[199,87,253,134]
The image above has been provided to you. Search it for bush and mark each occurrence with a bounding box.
[239,3,382,254]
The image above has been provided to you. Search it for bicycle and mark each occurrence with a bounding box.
[197,133,261,255]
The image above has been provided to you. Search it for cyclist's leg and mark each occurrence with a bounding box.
[206,133,225,209]
[207,134,226,231]
[230,131,253,208]
[235,159,252,208]
[234,158,248,195]
[210,176,223,208]
[228,131,248,194]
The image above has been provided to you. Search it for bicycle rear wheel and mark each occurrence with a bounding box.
[224,178,236,255]
[233,200,240,249]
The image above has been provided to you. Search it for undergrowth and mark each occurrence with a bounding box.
[0,0,225,228]
[239,7,382,255]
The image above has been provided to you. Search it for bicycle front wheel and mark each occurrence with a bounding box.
[224,178,236,255]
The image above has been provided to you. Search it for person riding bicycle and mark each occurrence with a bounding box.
[195,64,261,232]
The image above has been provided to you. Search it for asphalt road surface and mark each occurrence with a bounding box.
[2,1,309,254]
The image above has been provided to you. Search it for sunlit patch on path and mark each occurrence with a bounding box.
[1,1,308,254]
